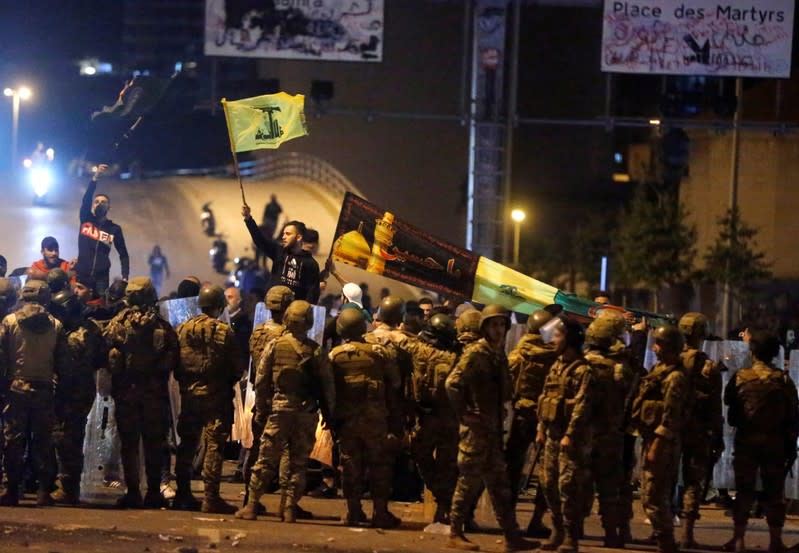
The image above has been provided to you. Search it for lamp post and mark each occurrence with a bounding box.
[4,86,32,171]
[511,208,525,266]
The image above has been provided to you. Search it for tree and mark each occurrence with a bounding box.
[614,183,696,311]
[703,206,771,303]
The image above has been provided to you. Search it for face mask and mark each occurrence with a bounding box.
[94,204,108,218]
[540,317,561,343]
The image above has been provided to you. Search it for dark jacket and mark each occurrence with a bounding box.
[245,217,320,304]
[75,179,129,281]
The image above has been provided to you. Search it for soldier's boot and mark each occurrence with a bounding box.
[36,488,55,507]
[504,528,539,552]
[526,500,552,538]
[235,492,262,521]
[680,517,698,549]
[0,485,19,507]
[655,532,679,553]
[435,502,452,524]
[295,503,314,520]
[768,526,785,553]
[541,519,565,551]
[371,499,401,529]
[201,495,238,515]
[116,488,143,509]
[556,525,580,553]
[143,488,167,509]
[722,524,746,553]
[618,521,633,546]
[603,524,620,548]
[343,498,368,526]
[171,477,201,511]
[447,527,480,551]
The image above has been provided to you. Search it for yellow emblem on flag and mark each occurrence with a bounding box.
[221,92,308,152]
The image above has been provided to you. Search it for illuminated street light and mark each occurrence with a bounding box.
[511,208,526,266]
[4,86,32,170]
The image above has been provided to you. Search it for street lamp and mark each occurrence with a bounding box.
[511,208,526,266]
[4,86,32,171]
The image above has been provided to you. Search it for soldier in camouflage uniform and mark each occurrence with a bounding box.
[0,280,66,506]
[0,278,16,320]
[365,295,416,439]
[536,317,593,553]
[446,304,535,552]
[723,330,799,553]
[677,312,724,548]
[172,284,246,513]
[330,307,402,528]
[408,313,460,524]
[49,290,107,504]
[506,309,557,538]
[456,309,482,349]
[236,300,335,522]
[630,326,688,553]
[582,317,634,547]
[242,286,294,508]
[104,277,180,509]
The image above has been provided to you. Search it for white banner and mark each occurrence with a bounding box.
[205,0,384,62]
[601,0,795,77]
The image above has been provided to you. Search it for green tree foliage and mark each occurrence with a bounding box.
[614,184,696,297]
[703,206,771,301]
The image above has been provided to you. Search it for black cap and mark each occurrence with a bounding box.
[41,236,59,250]
[75,273,97,291]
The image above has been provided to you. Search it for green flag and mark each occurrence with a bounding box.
[222,92,308,152]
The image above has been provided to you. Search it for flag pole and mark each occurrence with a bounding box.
[221,98,248,208]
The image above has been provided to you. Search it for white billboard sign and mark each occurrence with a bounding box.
[205,0,384,62]
[601,0,795,77]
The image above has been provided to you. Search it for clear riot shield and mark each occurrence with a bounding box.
[786,350,799,499]
[159,296,202,447]
[234,303,272,449]
[505,323,527,356]
[80,394,124,504]
[703,340,750,491]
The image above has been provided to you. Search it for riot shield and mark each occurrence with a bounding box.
[80,394,124,504]
[786,350,799,499]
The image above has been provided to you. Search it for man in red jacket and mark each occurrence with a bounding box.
[28,237,71,280]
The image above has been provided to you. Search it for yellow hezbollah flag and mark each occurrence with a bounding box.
[221,92,308,152]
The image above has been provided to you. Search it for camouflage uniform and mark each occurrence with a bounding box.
[507,332,557,502]
[583,347,633,545]
[244,318,285,498]
[53,316,106,501]
[241,325,334,520]
[446,338,519,536]
[725,360,799,529]
[105,300,179,506]
[407,339,459,518]
[631,359,687,551]
[175,313,246,508]
[330,337,400,524]
[679,345,723,521]
[537,353,594,544]
[364,324,416,437]
[0,297,66,505]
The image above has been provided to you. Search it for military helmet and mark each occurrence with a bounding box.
[597,309,627,336]
[46,268,70,293]
[654,325,685,355]
[126,276,157,307]
[284,300,314,333]
[456,309,482,335]
[678,312,709,340]
[480,304,510,332]
[21,279,50,305]
[378,296,405,326]
[336,307,367,341]
[106,279,128,303]
[51,289,81,320]
[265,285,295,312]
[585,317,617,349]
[553,317,585,350]
[428,312,456,343]
[0,278,17,311]
[198,284,225,309]
[527,309,553,333]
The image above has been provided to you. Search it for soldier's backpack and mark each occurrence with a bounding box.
[413,343,457,407]
[731,367,789,430]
